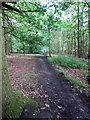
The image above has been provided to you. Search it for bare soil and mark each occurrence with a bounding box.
[7,54,90,119]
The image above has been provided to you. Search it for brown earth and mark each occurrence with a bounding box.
[7,54,90,119]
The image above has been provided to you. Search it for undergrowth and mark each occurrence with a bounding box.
[80,70,90,76]
[57,69,88,89]
[48,55,87,69]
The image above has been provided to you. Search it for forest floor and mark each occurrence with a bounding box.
[7,54,90,119]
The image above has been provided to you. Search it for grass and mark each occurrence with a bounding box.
[22,72,37,78]
[48,54,58,57]
[80,70,90,76]
[48,55,88,89]
[56,69,88,89]
[48,55,87,69]
[6,90,43,118]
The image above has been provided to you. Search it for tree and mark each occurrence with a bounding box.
[87,3,90,84]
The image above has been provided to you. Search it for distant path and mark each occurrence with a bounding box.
[15,55,90,119]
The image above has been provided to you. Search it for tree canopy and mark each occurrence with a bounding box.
[1,0,89,57]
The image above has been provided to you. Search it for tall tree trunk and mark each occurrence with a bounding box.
[0,15,12,118]
[77,1,80,58]
[2,10,10,55]
[80,7,84,58]
[82,11,85,57]
[71,34,74,55]
[82,30,84,56]
[74,30,76,56]
[22,43,25,54]
[0,14,2,120]
[48,28,51,57]
[88,6,90,59]
[29,45,33,53]
[79,28,82,57]
[87,5,90,84]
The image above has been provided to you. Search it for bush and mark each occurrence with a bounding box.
[48,55,87,69]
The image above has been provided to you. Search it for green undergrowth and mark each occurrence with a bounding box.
[22,72,37,78]
[5,90,43,119]
[48,55,87,69]
[48,54,58,57]
[80,70,90,76]
[57,69,88,89]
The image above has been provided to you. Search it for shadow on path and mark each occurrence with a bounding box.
[19,56,90,119]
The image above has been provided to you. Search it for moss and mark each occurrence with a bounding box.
[5,91,43,118]
[2,26,13,118]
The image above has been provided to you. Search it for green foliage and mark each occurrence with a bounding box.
[80,70,90,76]
[65,74,87,89]
[56,69,87,89]
[5,1,72,54]
[48,55,87,69]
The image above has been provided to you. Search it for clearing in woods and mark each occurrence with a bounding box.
[7,54,90,119]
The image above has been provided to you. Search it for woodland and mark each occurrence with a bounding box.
[0,0,90,119]
[2,1,90,57]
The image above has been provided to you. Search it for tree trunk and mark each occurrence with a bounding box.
[2,10,10,55]
[87,6,90,84]
[77,1,80,58]
[0,16,12,118]
[0,14,2,120]
[74,30,76,56]
[29,45,33,53]
[22,43,25,54]
[48,28,51,57]
[79,28,83,57]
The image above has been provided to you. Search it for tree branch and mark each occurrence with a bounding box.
[22,10,46,12]
[2,3,46,13]
[85,1,90,8]
[2,3,22,13]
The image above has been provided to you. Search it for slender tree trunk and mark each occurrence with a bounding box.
[74,30,76,56]
[29,45,33,53]
[79,7,84,58]
[80,28,82,57]
[70,34,74,55]
[88,6,90,59]
[0,14,2,120]
[48,28,51,57]
[22,43,25,54]
[87,6,90,84]
[49,38,51,57]
[77,1,80,58]
[82,31,84,56]
[10,40,13,53]
[82,11,85,57]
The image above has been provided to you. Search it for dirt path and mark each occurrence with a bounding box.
[7,55,90,119]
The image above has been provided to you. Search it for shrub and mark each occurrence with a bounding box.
[48,55,87,69]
